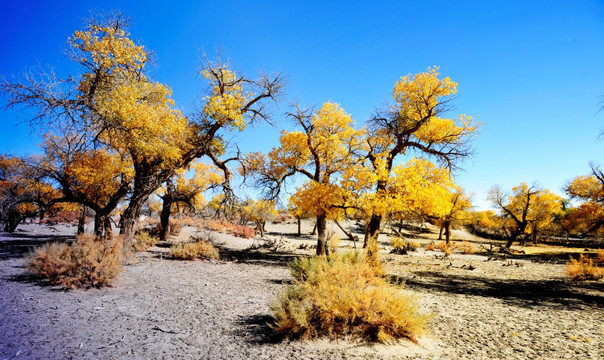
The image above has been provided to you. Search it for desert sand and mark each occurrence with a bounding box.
[0,221,602,359]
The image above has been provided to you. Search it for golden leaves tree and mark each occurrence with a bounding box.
[353,68,479,246]
[564,164,604,236]
[1,13,283,243]
[244,102,365,255]
[158,161,222,240]
[0,155,59,232]
[488,182,562,248]
[435,186,473,244]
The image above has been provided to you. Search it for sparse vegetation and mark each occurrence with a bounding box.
[132,231,159,251]
[169,239,220,260]
[437,241,453,255]
[271,251,429,343]
[457,240,475,254]
[566,254,603,280]
[390,237,420,254]
[26,235,124,289]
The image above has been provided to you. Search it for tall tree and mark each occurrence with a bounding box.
[1,13,283,243]
[359,68,479,246]
[244,102,365,255]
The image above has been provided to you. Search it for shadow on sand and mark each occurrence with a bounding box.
[0,232,74,260]
[232,314,283,345]
[394,270,603,310]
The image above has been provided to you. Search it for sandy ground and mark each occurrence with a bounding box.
[1,221,603,359]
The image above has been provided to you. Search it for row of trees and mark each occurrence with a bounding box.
[1,13,601,254]
[0,14,282,244]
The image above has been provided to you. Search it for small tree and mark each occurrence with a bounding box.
[240,199,277,237]
[488,182,562,248]
[565,164,604,236]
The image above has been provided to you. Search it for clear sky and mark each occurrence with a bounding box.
[1,0,603,210]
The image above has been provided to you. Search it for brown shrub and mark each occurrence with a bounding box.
[437,241,453,255]
[425,243,436,251]
[169,239,220,260]
[597,249,604,264]
[271,252,429,343]
[26,235,124,289]
[232,224,256,238]
[457,241,475,254]
[566,255,603,280]
[169,219,184,236]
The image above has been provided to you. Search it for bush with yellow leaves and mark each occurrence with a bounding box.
[271,251,429,343]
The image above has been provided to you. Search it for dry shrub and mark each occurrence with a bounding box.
[26,235,124,289]
[566,255,603,280]
[328,232,340,253]
[390,237,419,254]
[232,224,256,238]
[437,242,453,255]
[425,242,436,251]
[169,239,220,260]
[457,241,475,254]
[597,249,604,264]
[271,252,429,343]
[201,219,230,233]
[169,219,184,236]
[132,231,158,251]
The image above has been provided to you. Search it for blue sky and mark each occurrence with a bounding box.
[1,1,603,210]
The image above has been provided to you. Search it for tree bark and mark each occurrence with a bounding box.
[77,206,86,235]
[364,214,382,248]
[297,216,301,237]
[315,214,329,256]
[159,198,173,242]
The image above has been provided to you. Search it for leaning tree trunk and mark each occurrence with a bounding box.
[315,214,329,256]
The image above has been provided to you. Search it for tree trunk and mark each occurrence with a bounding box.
[315,214,329,256]
[94,212,104,239]
[257,221,265,237]
[159,196,173,241]
[335,219,356,242]
[444,221,451,245]
[104,216,113,239]
[311,221,317,235]
[438,225,444,240]
[364,214,382,248]
[77,207,86,235]
[297,216,301,237]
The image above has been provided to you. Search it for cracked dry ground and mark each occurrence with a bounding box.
[1,230,603,359]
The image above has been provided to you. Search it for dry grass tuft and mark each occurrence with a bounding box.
[437,241,453,256]
[271,251,429,343]
[566,255,603,280]
[132,231,159,251]
[425,242,436,251]
[390,237,420,254]
[457,241,475,254]
[169,239,220,260]
[26,235,124,289]
[597,249,604,264]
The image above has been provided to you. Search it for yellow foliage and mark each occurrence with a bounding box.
[566,255,603,280]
